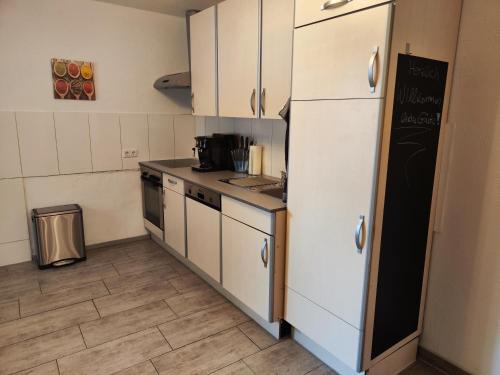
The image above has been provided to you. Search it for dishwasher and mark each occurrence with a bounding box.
[185,182,221,282]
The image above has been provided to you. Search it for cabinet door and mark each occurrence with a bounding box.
[217,0,260,118]
[190,6,217,116]
[186,198,221,282]
[286,99,383,329]
[222,215,271,321]
[292,4,392,100]
[260,0,294,119]
[164,188,186,257]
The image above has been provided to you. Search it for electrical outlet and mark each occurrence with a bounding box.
[122,149,130,158]
[122,149,139,158]
[130,149,139,158]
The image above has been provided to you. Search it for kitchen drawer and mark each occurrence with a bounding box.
[292,3,391,100]
[162,173,184,195]
[285,287,361,370]
[295,0,389,28]
[222,196,273,235]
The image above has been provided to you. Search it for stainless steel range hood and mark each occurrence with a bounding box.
[154,9,199,91]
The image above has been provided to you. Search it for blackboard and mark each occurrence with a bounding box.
[371,54,448,359]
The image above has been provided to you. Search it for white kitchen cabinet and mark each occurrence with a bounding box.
[287,99,383,330]
[186,197,221,282]
[217,0,260,118]
[163,188,186,257]
[259,0,294,119]
[190,6,218,116]
[292,4,392,100]
[222,215,272,321]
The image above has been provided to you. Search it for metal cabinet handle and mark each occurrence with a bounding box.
[368,46,379,93]
[355,215,365,253]
[250,89,256,116]
[191,92,195,113]
[167,179,177,185]
[260,88,266,116]
[321,0,352,11]
[260,238,268,268]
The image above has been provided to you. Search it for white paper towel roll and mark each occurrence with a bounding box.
[248,145,263,175]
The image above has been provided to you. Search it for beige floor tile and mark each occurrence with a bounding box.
[159,303,249,349]
[0,301,98,348]
[113,361,158,375]
[39,263,118,293]
[93,281,178,316]
[0,326,85,375]
[165,286,226,317]
[104,264,178,294]
[169,273,206,293]
[113,255,175,276]
[15,361,59,375]
[0,278,40,304]
[306,365,340,375]
[244,340,322,375]
[152,328,259,375]
[58,327,171,375]
[238,320,278,350]
[0,300,19,323]
[80,300,176,347]
[20,281,108,317]
[211,361,254,375]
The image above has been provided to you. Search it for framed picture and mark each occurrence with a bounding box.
[51,58,96,100]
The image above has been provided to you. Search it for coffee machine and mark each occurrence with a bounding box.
[192,134,236,172]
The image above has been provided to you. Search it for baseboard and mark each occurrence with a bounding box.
[418,347,471,375]
[85,234,150,250]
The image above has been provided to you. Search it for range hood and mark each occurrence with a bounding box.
[154,10,199,91]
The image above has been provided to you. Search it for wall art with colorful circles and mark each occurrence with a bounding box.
[51,58,95,100]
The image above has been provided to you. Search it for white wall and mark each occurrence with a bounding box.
[0,0,195,265]
[421,1,500,374]
[0,0,190,113]
[196,117,287,178]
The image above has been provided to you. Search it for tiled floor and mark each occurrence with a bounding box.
[0,239,443,375]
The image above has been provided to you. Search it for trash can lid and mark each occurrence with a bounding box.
[32,204,82,217]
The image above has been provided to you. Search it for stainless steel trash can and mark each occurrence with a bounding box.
[32,204,86,269]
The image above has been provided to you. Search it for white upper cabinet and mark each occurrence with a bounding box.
[287,99,384,329]
[295,0,388,27]
[292,4,392,100]
[190,6,218,116]
[217,0,260,118]
[260,0,294,119]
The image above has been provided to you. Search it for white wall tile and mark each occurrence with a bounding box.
[120,113,149,170]
[271,120,287,178]
[148,114,174,161]
[218,117,235,134]
[195,116,206,136]
[0,178,29,244]
[0,240,31,267]
[233,118,253,137]
[174,115,196,159]
[16,112,59,177]
[23,171,146,246]
[54,112,92,174]
[251,119,273,176]
[205,116,219,135]
[89,113,122,172]
[0,112,22,178]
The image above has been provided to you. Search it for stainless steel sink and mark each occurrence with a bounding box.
[259,187,284,199]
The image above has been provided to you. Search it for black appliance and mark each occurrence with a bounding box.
[140,166,163,237]
[192,134,236,172]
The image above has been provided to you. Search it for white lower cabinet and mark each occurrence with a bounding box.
[163,188,185,257]
[186,197,221,282]
[222,215,272,321]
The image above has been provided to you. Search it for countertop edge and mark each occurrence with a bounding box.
[140,161,287,214]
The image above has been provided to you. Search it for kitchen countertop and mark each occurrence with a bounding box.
[140,160,287,213]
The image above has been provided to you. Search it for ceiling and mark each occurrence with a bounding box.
[95,0,222,17]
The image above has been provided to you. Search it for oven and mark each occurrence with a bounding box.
[140,166,164,239]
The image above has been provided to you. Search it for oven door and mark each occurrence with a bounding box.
[141,175,164,237]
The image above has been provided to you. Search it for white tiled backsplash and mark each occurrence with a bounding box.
[0,111,196,266]
[195,116,287,178]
